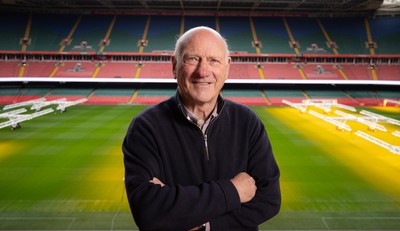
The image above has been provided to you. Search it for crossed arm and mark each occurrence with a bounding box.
[150,172,257,231]
[151,172,257,203]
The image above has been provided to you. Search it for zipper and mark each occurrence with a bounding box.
[178,99,225,161]
[204,134,209,160]
[201,102,226,161]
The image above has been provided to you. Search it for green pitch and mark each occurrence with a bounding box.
[0,104,399,230]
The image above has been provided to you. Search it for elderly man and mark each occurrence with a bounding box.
[123,26,281,231]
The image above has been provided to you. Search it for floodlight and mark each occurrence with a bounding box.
[0,108,54,130]
[357,118,387,132]
[30,98,67,111]
[56,98,88,112]
[282,99,307,113]
[3,97,46,110]
[355,131,400,155]
[360,110,400,126]
[333,104,357,112]
[0,108,27,118]
[308,110,352,132]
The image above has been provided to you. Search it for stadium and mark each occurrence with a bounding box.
[0,0,399,230]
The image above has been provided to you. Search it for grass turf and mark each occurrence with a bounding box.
[0,104,399,230]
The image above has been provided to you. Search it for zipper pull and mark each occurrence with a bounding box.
[204,134,210,160]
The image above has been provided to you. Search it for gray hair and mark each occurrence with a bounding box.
[173,26,230,62]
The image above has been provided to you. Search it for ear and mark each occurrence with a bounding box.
[225,57,231,80]
[172,56,177,79]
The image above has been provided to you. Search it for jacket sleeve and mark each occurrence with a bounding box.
[210,114,281,230]
[123,117,242,231]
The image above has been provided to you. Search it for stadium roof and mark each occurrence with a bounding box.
[376,0,400,15]
[0,0,395,16]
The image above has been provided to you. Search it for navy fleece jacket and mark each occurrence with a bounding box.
[123,93,281,231]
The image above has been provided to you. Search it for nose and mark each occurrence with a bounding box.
[195,59,211,78]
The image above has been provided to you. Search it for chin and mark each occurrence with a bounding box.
[192,94,217,104]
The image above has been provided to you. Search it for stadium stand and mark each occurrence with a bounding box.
[138,62,174,78]
[132,88,176,104]
[66,15,115,52]
[95,62,137,78]
[0,13,29,51]
[228,63,261,79]
[376,65,400,80]
[0,11,399,106]
[86,88,134,104]
[342,64,375,80]
[52,61,96,78]
[286,17,333,55]
[264,88,306,105]
[219,16,256,54]
[0,61,20,77]
[185,16,216,32]
[262,63,303,79]
[369,16,400,54]
[302,64,343,80]
[22,61,58,77]
[144,16,181,53]
[346,89,382,105]
[222,88,268,105]
[252,17,294,54]
[319,17,369,54]
[27,14,79,51]
[104,15,147,53]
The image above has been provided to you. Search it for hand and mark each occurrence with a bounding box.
[188,225,205,230]
[150,177,165,187]
[230,172,257,203]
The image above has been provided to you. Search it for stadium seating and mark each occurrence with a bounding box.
[1,13,400,55]
[302,64,343,80]
[132,88,176,104]
[138,62,174,78]
[52,61,96,78]
[1,60,399,82]
[87,88,134,104]
[0,13,399,106]
[104,15,148,52]
[252,17,294,54]
[228,63,261,79]
[342,64,375,80]
[262,63,303,79]
[66,15,115,52]
[144,16,181,52]
[219,16,256,54]
[369,17,400,54]
[286,17,333,55]
[376,65,400,80]
[0,61,20,77]
[22,61,58,77]
[0,13,29,51]
[185,16,216,32]
[95,62,137,78]
[319,17,369,54]
[27,14,79,51]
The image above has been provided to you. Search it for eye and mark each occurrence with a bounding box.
[183,56,199,65]
[209,58,221,66]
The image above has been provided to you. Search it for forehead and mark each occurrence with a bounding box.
[182,30,227,57]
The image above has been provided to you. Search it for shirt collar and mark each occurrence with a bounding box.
[176,90,220,127]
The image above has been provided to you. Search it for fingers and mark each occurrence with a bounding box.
[150,177,165,187]
[230,172,257,203]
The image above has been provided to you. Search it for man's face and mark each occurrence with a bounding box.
[173,30,230,107]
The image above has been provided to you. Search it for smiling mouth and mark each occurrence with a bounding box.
[193,82,212,85]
